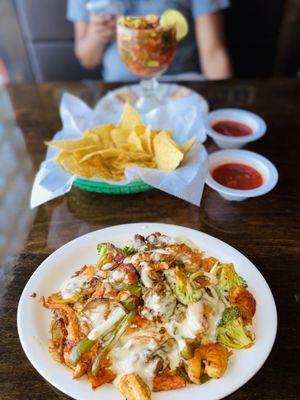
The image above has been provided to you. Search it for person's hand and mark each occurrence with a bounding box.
[89,13,117,44]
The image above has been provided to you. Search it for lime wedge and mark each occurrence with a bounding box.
[160,9,188,41]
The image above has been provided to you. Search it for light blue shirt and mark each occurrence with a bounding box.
[67,0,230,81]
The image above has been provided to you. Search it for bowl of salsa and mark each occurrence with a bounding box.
[206,149,278,201]
[204,109,266,149]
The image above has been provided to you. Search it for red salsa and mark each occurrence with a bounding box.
[212,120,252,137]
[212,163,263,190]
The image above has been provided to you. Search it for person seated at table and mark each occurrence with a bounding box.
[67,0,233,81]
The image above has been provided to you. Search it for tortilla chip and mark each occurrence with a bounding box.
[72,145,103,162]
[181,137,196,154]
[79,148,124,163]
[140,125,155,155]
[46,138,91,151]
[110,128,131,148]
[56,152,93,178]
[85,125,115,148]
[128,131,145,152]
[118,102,143,130]
[153,131,184,172]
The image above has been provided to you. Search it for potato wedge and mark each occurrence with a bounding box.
[198,344,229,379]
[186,353,202,384]
[118,374,151,400]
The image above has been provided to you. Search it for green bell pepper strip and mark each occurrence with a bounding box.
[69,337,95,366]
[68,311,125,366]
[92,310,136,376]
[201,373,212,383]
[121,297,137,311]
[110,282,142,297]
[177,366,191,383]
[51,320,64,340]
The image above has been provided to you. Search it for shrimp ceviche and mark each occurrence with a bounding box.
[42,232,256,400]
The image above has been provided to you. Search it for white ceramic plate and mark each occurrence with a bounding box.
[17,223,277,400]
[97,83,209,114]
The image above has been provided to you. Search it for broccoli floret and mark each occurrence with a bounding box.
[97,243,107,262]
[165,267,202,305]
[219,306,240,323]
[123,245,137,255]
[216,307,254,349]
[210,263,247,293]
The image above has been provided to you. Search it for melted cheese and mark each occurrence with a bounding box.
[124,253,140,266]
[111,268,124,281]
[143,291,161,314]
[202,292,225,343]
[151,249,170,255]
[167,343,181,370]
[88,307,126,340]
[142,284,176,321]
[140,262,154,288]
[101,262,115,271]
[178,301,206,339]
[175,235,198,249]
[60,274,88,299]
[165,301,207,353]
[147,234,177,246]
[84,301,109,328]
[110,333,161,386]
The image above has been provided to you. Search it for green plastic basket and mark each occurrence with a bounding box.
[73,178,153,194]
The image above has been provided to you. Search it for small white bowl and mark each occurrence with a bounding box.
[206,149,278,201]
[204,108,267,149]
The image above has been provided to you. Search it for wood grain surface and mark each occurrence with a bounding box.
[0,79,299,399]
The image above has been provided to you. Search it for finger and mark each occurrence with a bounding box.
[96,28,116,39]
[91,19,116,31]
[101,13,115,20]
[96,24,115,34]
[97,29,116,41]
[106,19,117,28]
[105,30,116,40]
[90,13,114,23]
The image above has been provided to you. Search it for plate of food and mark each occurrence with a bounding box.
[17,223,277,400]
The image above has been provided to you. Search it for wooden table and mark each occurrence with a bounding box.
[1,79,299,399]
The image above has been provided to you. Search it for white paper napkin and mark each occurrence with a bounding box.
[31,92,208,208]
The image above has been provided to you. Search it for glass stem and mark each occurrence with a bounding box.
[140,78,158,99]
[136,78,161,112]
